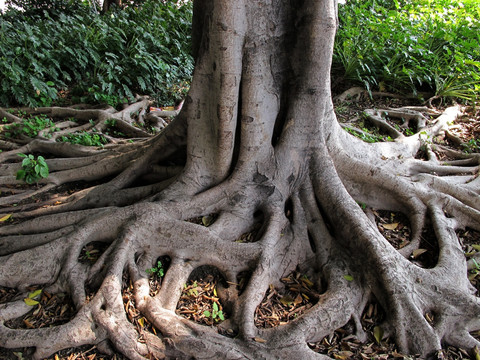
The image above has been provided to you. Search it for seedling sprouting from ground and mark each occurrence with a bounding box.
[204,301,225,322]
[146,261,164,277]
[16,153,49,184]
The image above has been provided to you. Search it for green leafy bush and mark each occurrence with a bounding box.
[334,0,480,102]
[57,132,107,147]
[16,153,49,184]
[0,0,193,107]
[2,114,58,138]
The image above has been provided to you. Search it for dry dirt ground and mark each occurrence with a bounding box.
[1,92,479,360]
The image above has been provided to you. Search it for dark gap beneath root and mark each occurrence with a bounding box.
[4,287,76,330]
[121,271,159,335]
[254,269,320,329]
[176,265,229,327]
[78,241,109,264]
[308,298,396,357]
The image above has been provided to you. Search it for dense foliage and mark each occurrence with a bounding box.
[0,0,478,107]
[0,0,193,107]
[333,0,480,103]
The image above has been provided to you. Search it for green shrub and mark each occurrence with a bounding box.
[16,153,49,184]
[57,132,107,147]
[334,0,480,102]
[2,114,58,138]
[0,0,193,107]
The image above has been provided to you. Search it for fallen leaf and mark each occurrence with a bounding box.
[343,274,354,281]
[0,213,12,222]
[280,295,294,306]
[412,249,427,258]
[13,352,24,360]
[253,337,266,343]
[28,289,42,299]
[474,346,480,360]
[138,317,145,327]
[373,325,384,344]
[202,216,213,227]
[294,294,303,306]
[24,298,39,306]
[301,277,314,287]
[383,222,399,230]
[472,244,480,251]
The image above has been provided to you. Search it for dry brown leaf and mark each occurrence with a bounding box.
[382,222,399,230]
[294,294,303,306]
[412,248,427,258]
[253,337,266,343]
[280,295,294,305]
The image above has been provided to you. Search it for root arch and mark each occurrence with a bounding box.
[1,0,480,359]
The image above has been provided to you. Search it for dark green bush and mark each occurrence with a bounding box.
[0,0,193,107]
[334,0,480,102]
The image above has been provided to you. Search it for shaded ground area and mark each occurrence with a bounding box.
[0,92,479,359]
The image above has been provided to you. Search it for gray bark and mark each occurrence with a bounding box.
[0,0,479,359]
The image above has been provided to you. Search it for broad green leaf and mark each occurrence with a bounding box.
[39,166,49,178]
[343,274,354,281]
[218,311,225,321]
[472,245,480,251]
[24,298,39,306]
[28,289,42,299]
[16,169,26,180]
[473,346,480,360]
[213,302,219,312]
[0,214,12,222]
[373,325,384,344]
[203,310,211,318]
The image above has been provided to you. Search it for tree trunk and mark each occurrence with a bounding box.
[1,0,479,359]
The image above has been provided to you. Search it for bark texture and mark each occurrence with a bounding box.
[1,0,479,359]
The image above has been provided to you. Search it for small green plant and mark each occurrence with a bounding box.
[203,301,225,322]
[2,115,57,138]
[16,153,49,184]
[462,138,480,154]
[57,132,107,147]
[146,261,164,278]
[405,128,415,136]
[345,127,391,143]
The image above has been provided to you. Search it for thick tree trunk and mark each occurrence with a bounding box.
[1,0,479,359]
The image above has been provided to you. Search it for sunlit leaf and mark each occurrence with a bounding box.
[412,249,427,258]
[373,325,384,344]
[28,289,42,299]
[24,298,39,306]
[254,337,266,343]
[138,317,145,327]
[0,214,12,222]
[473,346,480,360]
[383,222,399,230]
[343,274,354,281]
